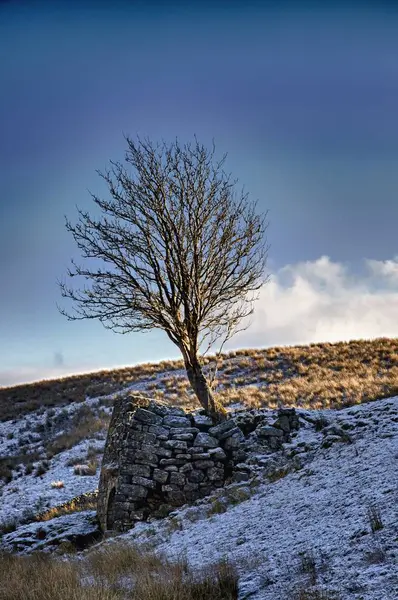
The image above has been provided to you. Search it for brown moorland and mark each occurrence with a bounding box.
[0,337,397,422]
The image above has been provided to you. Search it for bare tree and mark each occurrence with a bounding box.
[59,136,269,421]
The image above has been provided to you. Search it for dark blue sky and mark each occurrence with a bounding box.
[1,1,398,386]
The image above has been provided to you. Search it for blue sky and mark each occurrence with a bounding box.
[1,0,398,386]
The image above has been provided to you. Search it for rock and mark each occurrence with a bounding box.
[0,511,100,554]
[153,469,169,483]
[194,432,219,448]
[167,490,186,505]
[170,427,200,435]
[164,440,188,451]
[194,460,215,469]
[180,463,193,473]
[188,470,205,483]
[170,472,186,486]
[235,412,265,435]
[208,419,236,439]
[257,426,284,438]
[134,449,159,467]
[119,484,148,500]
[130,476,156,489]
[153,447,173,458]
[223,429,245,450]
[207,467,224,481]
[159,458,184,466]
[172,433,194,441]
[163,416,192,428]
[191,452,211,460]
[120,464,151,477]
[148,425,170,439]
[208,447,227,461]
[232,471,250,482]
[192,414,214,430]
[272,414,290,433]
[134,408,163,425]
[127,430,157,445]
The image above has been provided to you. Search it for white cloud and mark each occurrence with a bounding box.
[2,256,398,387]
[366,256,398,285]
[226,255,398,349]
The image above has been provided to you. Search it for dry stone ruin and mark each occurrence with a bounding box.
[97,394,299,532]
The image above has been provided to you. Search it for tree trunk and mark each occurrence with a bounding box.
[185,357,227,422]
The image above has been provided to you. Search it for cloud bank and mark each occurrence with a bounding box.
[227,255,398,350]
[1,256,397,387]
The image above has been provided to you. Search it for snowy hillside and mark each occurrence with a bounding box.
[122,396,398,599]
[0,363,397,599]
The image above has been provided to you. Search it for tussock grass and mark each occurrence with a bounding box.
[0,544,238,600]
[366,503,384,533]
[36,492,98,522]
[1,337,398,421]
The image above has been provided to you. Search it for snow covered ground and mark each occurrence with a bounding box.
[123,396,398,599]
[0,373,397,599]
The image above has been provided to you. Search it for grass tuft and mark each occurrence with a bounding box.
[0,544,238,600]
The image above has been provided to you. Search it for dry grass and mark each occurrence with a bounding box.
[1,338,398,421]
[35,492,98,522]
[0,543,238,600]
[366,503,384,533]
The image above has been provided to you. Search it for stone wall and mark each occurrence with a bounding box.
[97,395,247,532]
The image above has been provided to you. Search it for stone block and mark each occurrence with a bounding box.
[188,470,205,483]
[159,458,184,466]
[192,414,214,430]
[191,452,211,460]
[208,447,227,461]
[208,419,236,439]
[207,467,224,481]
[164,440,188,451]
[232,471,250,482]
[170,427,200,435]
[257,426,284,438]
[218,426,244,441]
[194,459,215,469]
[127,431,157,445]
[167,490,186,505]
[129,509,146,521]
[184,482,199,491]
[148,424,170,439]
[118,484,148,500]
[161,484,180,492]
[163,415,192,428]
[135,449,159,467]
[223,430,245,450]
[180,463,193,473]
[194,432,219,448]
[170,472,186,486]
[134,408,163,425]
[272,415,291,433]
[172,433,194,441]
[153,447,173,458]
[153,469,169,483]
[120,464,151,478]
[131,476,157,489]
[130,422,143,431]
